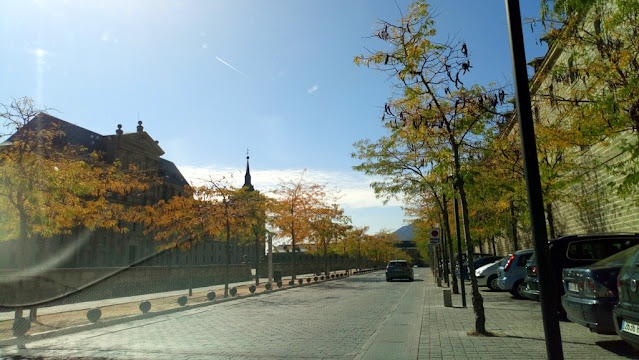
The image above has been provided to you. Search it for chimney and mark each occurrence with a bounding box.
[137,121,144,133]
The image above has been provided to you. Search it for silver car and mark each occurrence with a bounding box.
[497,249,534,298]
[475,257,506,291]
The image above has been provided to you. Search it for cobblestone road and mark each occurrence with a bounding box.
[2,268,639,359]
[1,270,424,359]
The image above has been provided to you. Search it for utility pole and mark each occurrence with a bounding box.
[505,1,563,358]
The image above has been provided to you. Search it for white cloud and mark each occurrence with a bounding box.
[176,165,403,210]
[307,84,319,94]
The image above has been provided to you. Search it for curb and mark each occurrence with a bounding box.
[0,270,377,347]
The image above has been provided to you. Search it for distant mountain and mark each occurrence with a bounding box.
[393,224,416,242]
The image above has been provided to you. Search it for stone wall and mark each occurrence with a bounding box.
[0,264,251,309]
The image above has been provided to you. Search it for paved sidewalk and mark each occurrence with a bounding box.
[418,273,639,359]
[0,272,323,321]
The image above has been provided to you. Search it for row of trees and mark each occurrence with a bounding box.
[0,99,412,322]
[352,0,639,335]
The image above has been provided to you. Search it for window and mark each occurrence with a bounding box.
[567,239,639,260]
[517,253,532,266]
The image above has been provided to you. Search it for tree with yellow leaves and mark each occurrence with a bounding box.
[271,173,330,281]
[354,0,513,334]
[139,177,266,298]
[0,97,154,323]
[307,201,351,275]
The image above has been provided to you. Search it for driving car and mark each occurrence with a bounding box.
[386,260,414,282]
[524,234,639,318]
[497,249,534,298]
[562,244,639,334]
[475,257,507,291]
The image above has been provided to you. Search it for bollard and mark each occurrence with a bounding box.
[443,289,452,307]
[436,277,442,287]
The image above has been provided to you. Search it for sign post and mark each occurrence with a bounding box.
[429,228,440,245]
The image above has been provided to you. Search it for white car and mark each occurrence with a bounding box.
[474,257,506,291]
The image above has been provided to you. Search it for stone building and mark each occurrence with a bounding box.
[493,2,639,254]
[0,114,263,269]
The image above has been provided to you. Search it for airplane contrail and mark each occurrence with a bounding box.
[215,56,248,78]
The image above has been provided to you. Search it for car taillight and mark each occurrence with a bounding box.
[583,278,614,298]
[618,277,622,295]
[504,254,515,272]
[531,265,537,274]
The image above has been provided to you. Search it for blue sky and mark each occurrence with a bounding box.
[0,0,546,234]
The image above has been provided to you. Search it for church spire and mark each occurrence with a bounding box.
[243,150,254,191]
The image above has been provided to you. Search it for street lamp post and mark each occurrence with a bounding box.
[505,1,563,358]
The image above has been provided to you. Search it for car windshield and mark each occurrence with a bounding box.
[4,0,637,359]
[592,244,639,267]
[389,262,408,268]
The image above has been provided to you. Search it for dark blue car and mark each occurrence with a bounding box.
[562,245,639,334]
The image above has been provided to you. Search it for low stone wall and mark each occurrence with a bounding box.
[0,264,251,308]
[257,258,376,278]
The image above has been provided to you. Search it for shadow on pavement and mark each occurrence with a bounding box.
[498,334,613,347]
[348,277,384,283]
[595,340,639,358]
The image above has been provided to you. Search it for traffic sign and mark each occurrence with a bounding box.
[430,228,440,244]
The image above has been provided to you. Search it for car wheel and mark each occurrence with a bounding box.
[487,275,499,291]
[386,278,391,282]
[409,277,414,282]
[511,281,526,299]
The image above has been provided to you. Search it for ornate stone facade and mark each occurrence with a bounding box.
[0,114,262,269]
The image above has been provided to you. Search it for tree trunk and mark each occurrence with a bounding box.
[17,207,31,323]
[459,181,487,334]
[478,241,484,254]
[224,206,231,298]
[188,243,193,296]
[356,239,361,271]
[510,201,519,252]
[441,217,449,286]
[254,233,260,286]
[291,225,297,281]
[324,241,329,276]
[492,236,497,256]
[441,195,459,294]
[546,202,556,239]
[454,142,486,334]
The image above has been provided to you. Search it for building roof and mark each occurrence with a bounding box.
[3,113,188,187]
[4,113,105,153]
[159,158,189,187]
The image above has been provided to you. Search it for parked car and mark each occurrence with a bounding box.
[454,253,494,278]
[475,257,507,291]
[613,244,639,349]
[497,249,534,298]
[562,245,639,334]
[459,255,503,280]
[385,260,414,282]
[524,234,639,317]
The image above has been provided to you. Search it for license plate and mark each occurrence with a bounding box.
[568,282,579,293]
[622,320,639,336]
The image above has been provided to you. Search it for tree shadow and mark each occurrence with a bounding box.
[595,340,639,358]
